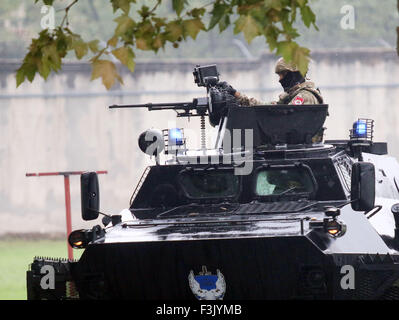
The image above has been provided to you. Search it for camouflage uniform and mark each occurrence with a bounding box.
[235,81,323,106]
[235,93,264,106]
[235,57,324,142]
[236,57,323,106]
[276,81,323,105]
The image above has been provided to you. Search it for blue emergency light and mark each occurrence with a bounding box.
[349,118,374,161]
[353,120,367,138]
[168,128,184,146]
[350,118,374,142]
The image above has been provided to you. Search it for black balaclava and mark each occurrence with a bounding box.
[279,71,305,92]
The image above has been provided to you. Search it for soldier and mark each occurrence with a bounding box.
[217,57,323,106]
[217,57,325,142]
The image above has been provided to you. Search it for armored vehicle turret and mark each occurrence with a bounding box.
[27,65,399,300]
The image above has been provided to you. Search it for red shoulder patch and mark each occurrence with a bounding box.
[292,96,304,105]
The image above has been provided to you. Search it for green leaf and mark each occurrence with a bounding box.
[111,0,132,14]
[218,14,230,32]
[276,41,310,76]
[111,47,128,64]
[138,5,150,18]
[25,65,37,82]
[152,34,164,51]
[136,38,149,50]
[114,14,135,37]
[23,58,38,83]
[276,41,294,62]
[138,20,154,35]
[172,0,187,16]
[209,2,228,30]
[37,59,51,79]
[16,67,25,87]
[264,0,283,11]
[91,60,123,90]
[107,36,118,47]
[153,17,167,29]
[189,8,206,18]
[295,0,306,7]
[300,5,316,28]
[165,21,183,42]
[88,40,100,53]
[55,31,68,57]
[72,38,88,60]
[42,42,61,71]
[112,46,135,72]
[64,29,88,60]
[183,18,205,40]
[281,19,300,40]
[292,45,310,76]
[234,15,261,43]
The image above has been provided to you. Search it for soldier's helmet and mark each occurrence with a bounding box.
[274,57,299,74]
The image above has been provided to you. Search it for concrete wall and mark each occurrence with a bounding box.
[0,48,398,235]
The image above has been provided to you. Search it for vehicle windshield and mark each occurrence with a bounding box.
[255,166,315,196]
[179,170,240,199]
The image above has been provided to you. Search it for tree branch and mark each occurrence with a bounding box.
[60,0,79,27]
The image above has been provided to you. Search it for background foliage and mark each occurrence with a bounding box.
[0,0,397,89]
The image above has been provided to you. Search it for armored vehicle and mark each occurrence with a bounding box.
[27,65,399,300]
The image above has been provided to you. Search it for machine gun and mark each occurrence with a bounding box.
[109,64,239,127]
[109,97,209,118]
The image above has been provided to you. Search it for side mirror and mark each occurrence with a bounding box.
[351,162,375,212]
[81,172,100,221]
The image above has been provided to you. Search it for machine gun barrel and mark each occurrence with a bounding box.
[109,102,193,111]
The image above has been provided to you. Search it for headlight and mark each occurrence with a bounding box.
[309,218,346,238]
[68,229,89,249]
[325,219,346,237]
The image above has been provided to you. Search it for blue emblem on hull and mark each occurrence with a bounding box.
[188,266,226,300]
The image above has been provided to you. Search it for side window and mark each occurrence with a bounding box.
[256,171,276,195]
[305,159,347,200]
[179,169,240,200]
[255,166,316,197]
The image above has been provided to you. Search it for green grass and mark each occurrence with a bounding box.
[0,240,83,300]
